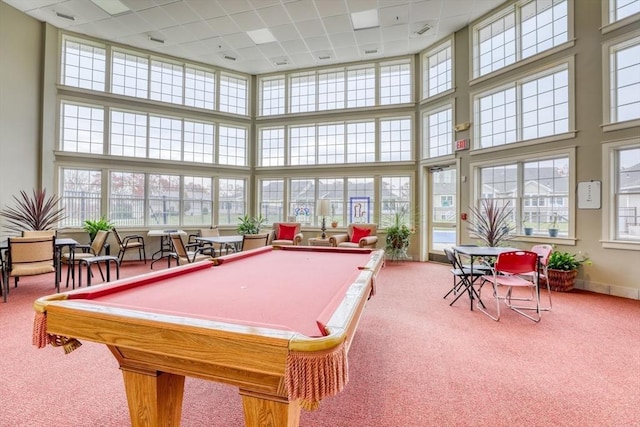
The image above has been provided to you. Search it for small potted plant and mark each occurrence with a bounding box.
[523,217,533,236]
[546,250,590,291]
[83,216,114,242]
[385,211,413,262]
[466,199,514,247]
[548,213,559,237]
[237,214,266,235]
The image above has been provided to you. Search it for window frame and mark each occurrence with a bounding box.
[602,0,640,33]
[601,136,640,250]
[470,146,577,244]
[421,37,454,101]
[470,57,576,153]
[601,30,640,132]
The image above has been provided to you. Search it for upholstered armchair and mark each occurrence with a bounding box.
[329,223,378,248]
[269,222,303,246]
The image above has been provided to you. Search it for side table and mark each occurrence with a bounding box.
[308,237,333,247]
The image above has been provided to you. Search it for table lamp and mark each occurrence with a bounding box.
[317,199,330,239]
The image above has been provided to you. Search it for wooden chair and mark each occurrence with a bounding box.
[61,230,109,288]
[3,236,56,302]
[169,234,213,266]
[329,223,378,248]
[113,228,146,264]
[269,222,303,246]
[241,233,270,251]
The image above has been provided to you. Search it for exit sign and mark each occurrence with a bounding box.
[455,139,469,151]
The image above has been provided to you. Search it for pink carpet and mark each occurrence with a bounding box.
[0,260,638,426]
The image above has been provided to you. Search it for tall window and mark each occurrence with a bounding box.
[110,110,147,157]
[606,35,640,124]
[317,123,344,164]
[183,120,214,164]
[290,72,316,113]
[318,69,345,110]
[380,118,412,161]
[184,67,215,110]
[150,60,183,104]
[473,0,568,78]
[259,127,285,167]
[615,146,640,241]
[60,102,104,154]
[475,153,572,237]
[290,179,315,224]
[260,76,285,116]
[218,125,247,166]
[346,121,375,163]
[319,178,345,226]
[423,105,453,158]
[289,125,316,166]
[183,176,213,226]
[148,116,182,161]
[60,168,102,227]
[422,40,452,99]
[260,179,284,223]
[61,37,105,91]
[112,50,149,98]
[347,66,375,108]
[380,61,412,105]
[381,176,411,227]
[474,62,570,148]
[609,0,640,22]
[148,174,180,226]
[347,178,375,224]
[219,73,248,115]
[218,178,247,225]
[109,171,146,226]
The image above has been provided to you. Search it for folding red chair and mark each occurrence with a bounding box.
[478,250,541,322]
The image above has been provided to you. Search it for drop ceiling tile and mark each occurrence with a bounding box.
[295,18,325,38]
[284,0,319,22]
[230,10,263,31]
[120,0,156,12]
[136,6,177,28]
[410,1,444,22]
[304,35,332,51]
[379,4,410,27]
[180,20,219,40]
[333,45,360,61]
[281,39,309,54]
[205,15,242,36]
[353,27,381,45]
[183,0,225,20]
[255,4,290,27]
[223,32,256,50]
[329,32,357,48]
[345,0,375,14]
[217,0,253,15]
[256,42,286,57]
[313,0,348,17]
[113,12,155,36]
[381,24,409,42]
[161,1,202,25]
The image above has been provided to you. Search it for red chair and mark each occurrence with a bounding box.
[478,250,541,322]
[525,244,553,311]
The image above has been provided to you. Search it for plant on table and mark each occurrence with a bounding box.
[0,189,66,233]
[466,198,514,247]
[237,214,266,235]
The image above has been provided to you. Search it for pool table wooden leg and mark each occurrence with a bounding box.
[121,367,185,427]
[240,390,301,427]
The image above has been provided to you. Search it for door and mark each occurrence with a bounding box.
[429,166,457,257]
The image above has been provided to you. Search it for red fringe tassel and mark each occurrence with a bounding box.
[285,341,348,411]
[32,312,82,354]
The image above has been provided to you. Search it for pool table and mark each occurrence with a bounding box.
[33,245,384,427]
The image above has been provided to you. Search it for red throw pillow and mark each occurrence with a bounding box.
[350,226,371,243]
[278,224,297,240]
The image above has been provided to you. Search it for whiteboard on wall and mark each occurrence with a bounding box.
[577,181,601,209]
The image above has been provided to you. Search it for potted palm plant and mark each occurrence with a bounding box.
[546,250,590,291]
[0,189,66,233]
[466,199,514,247]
